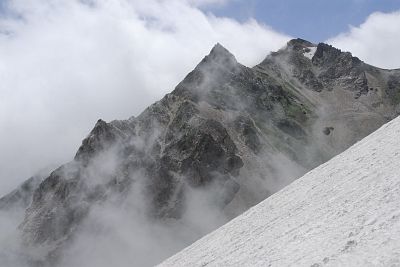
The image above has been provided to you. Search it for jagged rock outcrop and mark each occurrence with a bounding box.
[3,39,399,265]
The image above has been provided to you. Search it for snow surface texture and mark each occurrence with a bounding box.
[303,46,317,59]
[160,116,400,266]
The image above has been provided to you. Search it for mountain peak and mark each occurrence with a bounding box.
[287,38,316,48]
[263,38,318,62]
[209,43,232,56]
[205,43,237,66]
[313,42,363,67]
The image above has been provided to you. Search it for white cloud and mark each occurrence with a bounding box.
[328,10,400,69]
[185,0,229,7]
[0,0,290,195]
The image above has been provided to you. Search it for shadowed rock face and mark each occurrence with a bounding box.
[4,39,399,264]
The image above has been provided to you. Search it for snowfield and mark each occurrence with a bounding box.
[159,116,400,266]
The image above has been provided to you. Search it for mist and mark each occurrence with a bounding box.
[57,181,228,267]
[0,0,291,196]
[7,130,235,267]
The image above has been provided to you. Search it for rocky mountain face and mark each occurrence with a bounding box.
[3,38,400,266]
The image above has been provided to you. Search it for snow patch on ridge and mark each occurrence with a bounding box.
[303,46,317,59]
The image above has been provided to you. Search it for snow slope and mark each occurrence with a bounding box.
[159,115,400,267]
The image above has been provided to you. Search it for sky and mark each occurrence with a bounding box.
[0,0,399,196]
[203,0,400,42]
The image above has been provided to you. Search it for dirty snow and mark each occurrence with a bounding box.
[304,46,317,59]
[160,115,400,266]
